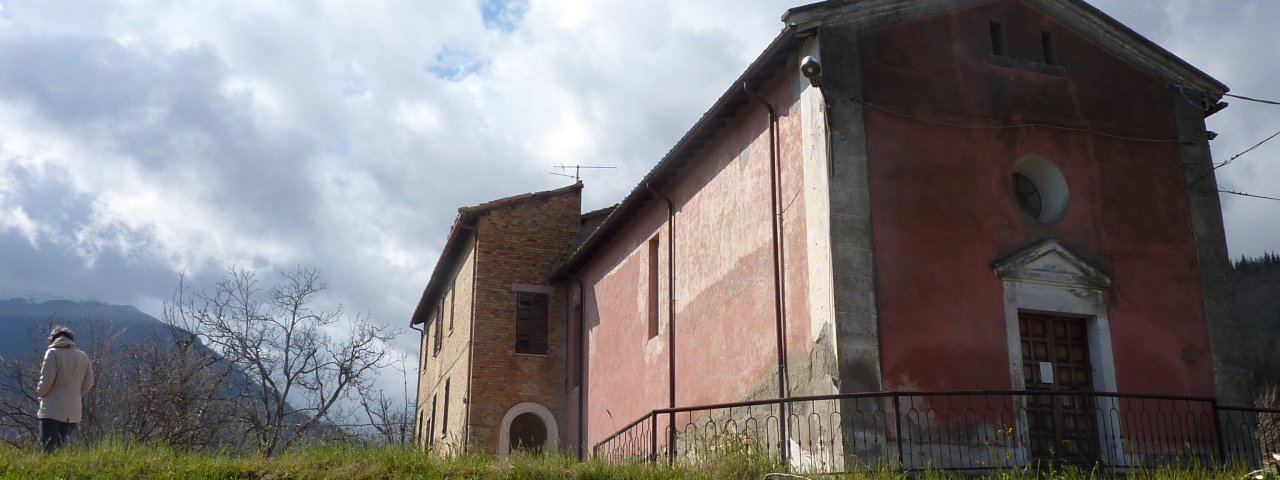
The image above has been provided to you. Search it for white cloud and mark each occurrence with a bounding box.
[0,207,38,246]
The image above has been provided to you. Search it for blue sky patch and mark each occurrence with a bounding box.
[426,44,489,81]
[338,64,368,96]
[480,0,527,33]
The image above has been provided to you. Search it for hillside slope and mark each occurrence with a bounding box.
[1234,255,1280,390]
[0,299,178,358]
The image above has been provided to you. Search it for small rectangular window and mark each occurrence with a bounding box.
[432,308,443,356]
[515,291,549,354]
[647,237,660,339]
[1041,31,1056,64]
[442,378,450,436]
[989,21,1005,56]
[416,413,423,444]
[428,395,437,446]
[421,334,429,370]
[448,286,456,331]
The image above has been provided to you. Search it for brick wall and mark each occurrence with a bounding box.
[415,185,581,455]
[417,237,476,452]
[467,189,580,454]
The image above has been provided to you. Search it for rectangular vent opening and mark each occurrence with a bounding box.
[1041,31,1056,64]
[990,21,1005,56]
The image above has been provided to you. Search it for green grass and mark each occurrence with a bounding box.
[0,441,1259,479]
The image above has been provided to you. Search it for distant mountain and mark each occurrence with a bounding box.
[0,299,177,359]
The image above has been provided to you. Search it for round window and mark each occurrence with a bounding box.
[1010,156,1068,223]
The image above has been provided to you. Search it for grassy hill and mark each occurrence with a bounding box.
[0,440,1263,480]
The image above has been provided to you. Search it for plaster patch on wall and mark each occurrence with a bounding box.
[797,36,840,396]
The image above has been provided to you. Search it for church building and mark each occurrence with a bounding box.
[412,0,1248,467]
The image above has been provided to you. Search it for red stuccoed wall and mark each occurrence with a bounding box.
[580,70,817,447]
[860,1,1215,396]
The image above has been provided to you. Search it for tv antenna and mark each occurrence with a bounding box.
[550,163,616,181]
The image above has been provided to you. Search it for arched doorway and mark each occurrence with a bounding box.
[508,412,547,451]
[497,402,558,456]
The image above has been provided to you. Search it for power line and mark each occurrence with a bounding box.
[1188,127,1280,186]
[1219,189,1280,202]
[1217,128,1280,170]
[1224,93,1280,106]
[1174,84,1280,107]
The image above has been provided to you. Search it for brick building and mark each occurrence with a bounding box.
[410,183,582,455]
[414,0,1251,469]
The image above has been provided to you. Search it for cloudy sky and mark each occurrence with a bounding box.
[0,0,1277,379]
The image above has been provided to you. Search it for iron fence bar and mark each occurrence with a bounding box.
[645,390,1219,416]
[667,411,675,464]
[1211,397,1227,463]
[893,393,904,469]
[650,411,658,463]
[1219,405,1280,414]
[596,410,658,447]
[779,400,790,468]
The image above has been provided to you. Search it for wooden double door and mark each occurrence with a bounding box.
[1019,313,1099,463]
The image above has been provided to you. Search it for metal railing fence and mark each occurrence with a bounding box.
[593,390,1280,474]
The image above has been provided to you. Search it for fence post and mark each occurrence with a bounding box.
[668,412,677,464]
[780,399,790,468]
[893,394,905,470]
[1211,398,1227,465]
[650,411,659,463]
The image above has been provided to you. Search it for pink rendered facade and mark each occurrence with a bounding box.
[573,72,822,447]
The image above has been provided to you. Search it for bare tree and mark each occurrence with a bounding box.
[166,266,399,455]
[0,345,41,446]
[355,356,414,445]
[0,314,244,451]
[81,322,243,450]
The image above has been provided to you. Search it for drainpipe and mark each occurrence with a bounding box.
[645,182,676,462]
[461,225,478,453]
[745,82,790,465]
[410,321,424,446]
[571,276,587,459]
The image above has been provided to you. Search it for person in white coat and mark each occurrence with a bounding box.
[35,326,94,452]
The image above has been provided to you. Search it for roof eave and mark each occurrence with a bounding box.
[553,27,802,280]
[1034,0,1226,94]
[412,182,585,326]
[410,212,476,326]
[784,0,1226,95]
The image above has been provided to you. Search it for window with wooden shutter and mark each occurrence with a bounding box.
[448,287,456,331]
[442,378,450,436]
[432,305,443,356]
[647,237,659,339]
[515,291,549,355]
[428,395,437,446]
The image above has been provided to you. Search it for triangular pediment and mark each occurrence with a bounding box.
[993,239,1110,288]
[782,0,1224,95]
